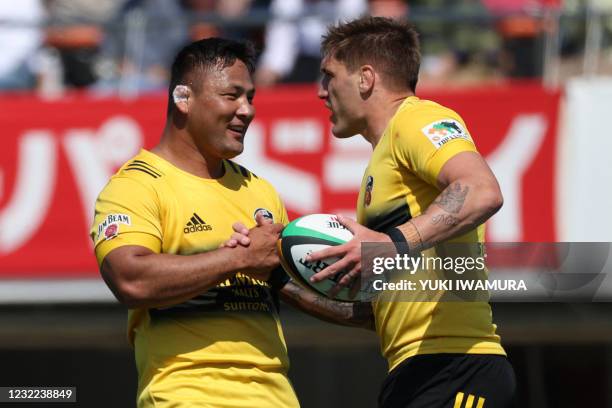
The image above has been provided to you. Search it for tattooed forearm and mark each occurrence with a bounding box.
[280,282,374,330]
[433,182,469,214]
[309,288,353,321]
[283,281,350,319]
[431,214,459,226]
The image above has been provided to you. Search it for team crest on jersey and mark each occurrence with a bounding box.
[97,213,131,241]
[253,208,274,222]
[364,175,374,207]
[421,119,471,149]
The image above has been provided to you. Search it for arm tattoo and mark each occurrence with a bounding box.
[284,282,351,319]
[431,214,460,226]
[433,182,469,214]
[281,282,374,329]
[310,289,353,321]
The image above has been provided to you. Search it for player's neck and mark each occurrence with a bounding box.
[154,128,224,179]
[362,93,412,147]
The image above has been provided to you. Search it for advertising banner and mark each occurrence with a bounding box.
[0,84,561,279]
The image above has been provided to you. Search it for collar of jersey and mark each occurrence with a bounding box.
[372,95,421,154]
[138,149,233,184]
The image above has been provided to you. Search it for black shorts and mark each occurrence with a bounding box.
[378,354,515,408]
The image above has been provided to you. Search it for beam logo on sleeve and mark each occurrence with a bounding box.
[97,214,132,241]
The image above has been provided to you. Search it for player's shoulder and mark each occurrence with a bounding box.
[392,97,473,147]
[226,160,284,202]
[115,150,165,183]
[394,96,465,130]
[225,159,276,190]
[224,159,258,181]
[99,151,165,198]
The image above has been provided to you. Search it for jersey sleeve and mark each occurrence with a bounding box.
[277,196,289,227]
[259,177,289,226]
[90,176,162,266]
[392,109,478,187]
[254,178,291,290]
[271,193,290,290]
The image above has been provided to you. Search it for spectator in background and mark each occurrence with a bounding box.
[93,0,269,96]
[185,0,229,40]
[44,0,125,88]
[94,0,190,95]
[394,0,501,87]
[483,0,561,78]
[255,0,367,87]
[0,0,45,90]
[186,0,269,54]
[369,0,408,18]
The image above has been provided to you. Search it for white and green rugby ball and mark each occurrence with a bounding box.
[278,214,361,302]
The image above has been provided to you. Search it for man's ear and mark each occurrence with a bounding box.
[358,65,375,94]
[172,85,192,114]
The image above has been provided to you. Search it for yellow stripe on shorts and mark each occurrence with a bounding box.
[454,392,465,408]
[454,392,486,408]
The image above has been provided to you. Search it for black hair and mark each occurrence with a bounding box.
[167,37,256,115]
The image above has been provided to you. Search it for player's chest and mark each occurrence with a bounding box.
[356,154,434,227]
[358,154,409,214]
[159,184,276,253]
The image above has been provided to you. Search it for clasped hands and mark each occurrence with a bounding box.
[222,214,390,298]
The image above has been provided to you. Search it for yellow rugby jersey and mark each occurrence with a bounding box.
[91,149,299,408]
[357,96,505,372]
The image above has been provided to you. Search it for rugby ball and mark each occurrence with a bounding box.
[278,213,361,302]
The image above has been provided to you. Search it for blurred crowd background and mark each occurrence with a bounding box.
[3,0,612,96]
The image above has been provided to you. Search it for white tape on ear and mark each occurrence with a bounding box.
[173,85,190,104]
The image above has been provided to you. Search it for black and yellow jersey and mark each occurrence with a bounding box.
[91,149,299,408]
[357,96,506,372]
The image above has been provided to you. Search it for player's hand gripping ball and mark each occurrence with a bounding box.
[277,214,371,302]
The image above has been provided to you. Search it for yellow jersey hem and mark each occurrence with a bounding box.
[388,345,507,372]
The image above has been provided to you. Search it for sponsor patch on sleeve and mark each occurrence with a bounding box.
[96,213,131,241]
[421,119,472,149]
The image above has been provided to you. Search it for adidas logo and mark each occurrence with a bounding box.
[184,213,213,233]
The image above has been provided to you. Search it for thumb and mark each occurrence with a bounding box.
[256,212,274,226]
[336,214,360,233]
